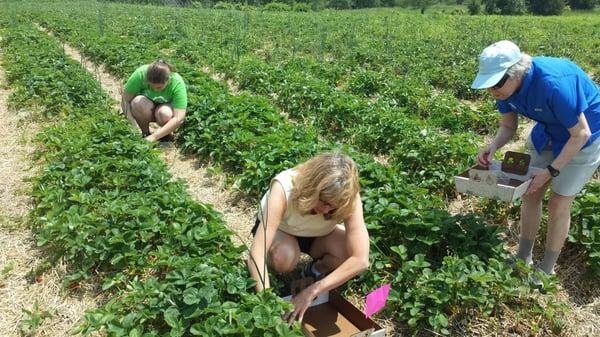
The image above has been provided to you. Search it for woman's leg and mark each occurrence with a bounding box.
[130,95,155,135]
[537,138,600,273]
[518,139,551,264]
[309,227,349,274]
[517,181,550,264]
[154,103,174,126]
[268,230,301,273]
[541,192,576,274]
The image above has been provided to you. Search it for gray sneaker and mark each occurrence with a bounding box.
[507,255,533,271]
[529,267,555,293]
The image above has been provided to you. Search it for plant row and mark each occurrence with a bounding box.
[70,5,600,101]
[204,9,600,95]
[0,21,302,337]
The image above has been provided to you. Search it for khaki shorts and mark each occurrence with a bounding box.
[527,135,600,196]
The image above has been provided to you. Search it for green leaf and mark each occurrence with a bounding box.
[390,245,407,260]
[435,313,448,327]
[189,323,204,335]
[164,308,180,328]
[129,328,141,337]
[183,287,200,305]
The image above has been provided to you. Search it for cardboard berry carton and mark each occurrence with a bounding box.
[454,152,541,202]
[282,278,386,337]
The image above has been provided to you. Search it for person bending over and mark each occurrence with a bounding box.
[247,151,370,325]
[471,40,600,281]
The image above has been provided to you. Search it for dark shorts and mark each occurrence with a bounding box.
[251,217,315,254]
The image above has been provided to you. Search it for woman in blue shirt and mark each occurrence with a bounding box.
[471,40,600,280]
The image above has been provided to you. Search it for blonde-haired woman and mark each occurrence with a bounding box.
[247,151,370,325]
[121,60,187,142]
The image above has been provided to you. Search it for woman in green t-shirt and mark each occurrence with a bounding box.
[121,60,188,142]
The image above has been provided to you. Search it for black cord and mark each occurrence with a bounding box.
[247,187,271,290]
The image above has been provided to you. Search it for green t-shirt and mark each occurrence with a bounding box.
[124,64,188,109]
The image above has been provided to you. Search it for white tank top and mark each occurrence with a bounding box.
[258,169,339,237]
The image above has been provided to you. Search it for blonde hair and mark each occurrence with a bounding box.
[291,152,360,221]
[147,59,174,84]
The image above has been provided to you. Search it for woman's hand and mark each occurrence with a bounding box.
[478,112,518,167]
[477,144,497,167]
[284,285,319,326]
[525,168,551,195]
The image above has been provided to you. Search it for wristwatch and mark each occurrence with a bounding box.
[547,164,560,177]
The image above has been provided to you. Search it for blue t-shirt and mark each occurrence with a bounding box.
[497,57,600,157]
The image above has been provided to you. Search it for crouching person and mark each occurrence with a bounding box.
[121,59,187,142]
[247,151,370,325]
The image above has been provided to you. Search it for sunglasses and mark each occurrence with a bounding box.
[492,74,510,89]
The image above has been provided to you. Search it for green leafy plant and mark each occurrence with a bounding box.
[20,301,55,336]
[2,261,15,275]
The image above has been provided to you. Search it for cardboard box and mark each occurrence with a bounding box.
[454,160,541,202]
[283,279,385,337]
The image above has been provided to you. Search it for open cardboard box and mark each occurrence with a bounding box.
[454,156,541,202]
[282,278,385,337]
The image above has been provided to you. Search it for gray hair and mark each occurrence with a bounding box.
[506,53,532,80]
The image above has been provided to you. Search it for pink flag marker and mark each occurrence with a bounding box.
[364,283,391,318]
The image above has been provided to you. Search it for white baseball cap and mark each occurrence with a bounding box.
[471,40,522,89]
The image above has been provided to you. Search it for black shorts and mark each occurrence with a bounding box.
[251,217,315,254]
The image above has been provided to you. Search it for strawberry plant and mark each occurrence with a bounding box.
[570,182,600,276]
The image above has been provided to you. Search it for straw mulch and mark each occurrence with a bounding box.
[0,54,100,337]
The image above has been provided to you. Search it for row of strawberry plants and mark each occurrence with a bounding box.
[190,32,482,197]
[219,53,498,135]
[15,3,571,333]
[0,20,301,337]
[570,182,600,276]
[224,55,483,195]
[187,9,600,98]
[72,6,600,102]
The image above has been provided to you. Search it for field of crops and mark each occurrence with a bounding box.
[0,1,599,336]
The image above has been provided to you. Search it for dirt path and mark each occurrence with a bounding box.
[503,119,535,153]
[0,45,99,337]
[43,28,256,247]
[201,66,239,95]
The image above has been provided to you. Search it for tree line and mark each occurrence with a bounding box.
[97,0,598,16]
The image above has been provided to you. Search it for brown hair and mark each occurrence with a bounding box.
[146,59,174,84]
[291,151,360,222]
